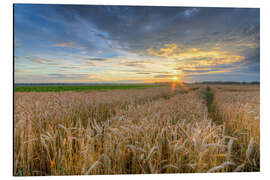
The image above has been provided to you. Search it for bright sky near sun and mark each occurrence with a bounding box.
[14,5,260,83]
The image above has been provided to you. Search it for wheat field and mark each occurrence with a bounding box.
[14,84,260,175]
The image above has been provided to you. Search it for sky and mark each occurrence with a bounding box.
[14,5,260,83]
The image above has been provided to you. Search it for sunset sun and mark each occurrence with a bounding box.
[172,76,178,81]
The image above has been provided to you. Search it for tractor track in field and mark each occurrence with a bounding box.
[203,86,223,125]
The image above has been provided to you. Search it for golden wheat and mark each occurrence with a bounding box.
[14,84,260,175]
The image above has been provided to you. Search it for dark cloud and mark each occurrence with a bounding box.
[83,57,109,61]
[15,5,259,55]
[121,62,145,68]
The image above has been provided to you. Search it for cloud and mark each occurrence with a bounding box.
[146,43,247,79]
[28,56,59,65]
[120,62,145,68]
[154,74,175,78]
[48,73,90,79]
[147,43,244,66]
[182,8,200,17]
[59,66,81,69]
[120,59,155,68]
[14,69,26,73]
[14,56,24,60]
[52,42,79,48]
[182,69,232,75]
[82,57,109,61]
[136,72,152,75]
[78,57,111,67]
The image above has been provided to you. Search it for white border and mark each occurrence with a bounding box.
[1,0,270,179]
[11,0,262,8]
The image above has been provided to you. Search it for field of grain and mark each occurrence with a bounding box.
[14,84,260,175]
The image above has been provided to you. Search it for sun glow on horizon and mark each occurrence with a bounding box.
[170,75,189,94]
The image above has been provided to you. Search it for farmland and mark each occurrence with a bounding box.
[14,84,260,175]
[14,84,158,92]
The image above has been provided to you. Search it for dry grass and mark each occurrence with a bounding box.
[14,84,260,175]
